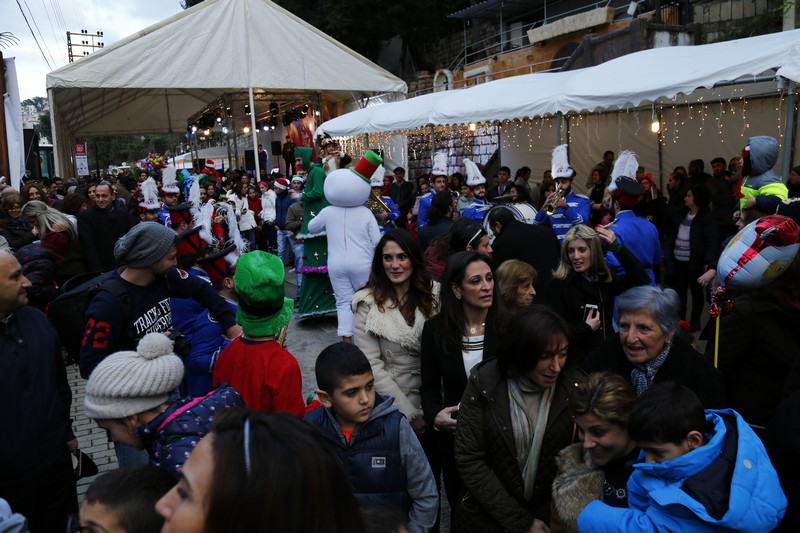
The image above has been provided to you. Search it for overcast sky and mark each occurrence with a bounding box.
[4,0,184,100]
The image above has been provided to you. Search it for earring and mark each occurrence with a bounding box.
[454,292,462,300]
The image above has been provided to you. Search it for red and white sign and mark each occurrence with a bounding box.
[73,142,89,176]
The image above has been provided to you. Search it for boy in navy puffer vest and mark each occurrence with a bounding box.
[305,343,437,533]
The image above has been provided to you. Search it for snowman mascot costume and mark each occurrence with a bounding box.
[307,150,383,341]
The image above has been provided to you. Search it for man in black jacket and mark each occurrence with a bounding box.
[77,181,138,271]
[0,251,78,532]
[487,207,560,294]
[388,166,415,228]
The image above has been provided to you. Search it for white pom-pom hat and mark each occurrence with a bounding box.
[84,332,184,420]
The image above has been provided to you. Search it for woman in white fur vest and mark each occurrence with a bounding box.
[351,228,440,429]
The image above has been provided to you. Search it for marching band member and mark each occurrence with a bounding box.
[418,152,451,228]
[460,158,492,223]
[534,144,590,242]
[368,164,402,233]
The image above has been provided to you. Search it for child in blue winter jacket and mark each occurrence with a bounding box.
[305,342,438,533]
[578,381,787,532]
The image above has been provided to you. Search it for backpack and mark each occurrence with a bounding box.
[48,271,134,365]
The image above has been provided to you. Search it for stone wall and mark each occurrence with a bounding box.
[693,0,784,42]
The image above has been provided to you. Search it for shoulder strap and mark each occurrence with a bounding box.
[97,278,136,346]
[157,388,217,433]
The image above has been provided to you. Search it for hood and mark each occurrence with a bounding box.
[748,136,779,176]
[294,146,312,170]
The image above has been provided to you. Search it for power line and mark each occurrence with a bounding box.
[22,0,58,68]
[14,0,53,70]
[39,0,68,64]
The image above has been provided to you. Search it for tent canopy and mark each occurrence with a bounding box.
[317,29,800,136]
[46,0,405,174]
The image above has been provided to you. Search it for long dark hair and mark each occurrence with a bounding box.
[437,251,507,355]
[427,191,453,226]
[366,229,436,324]
[205,410,365,533]
[496,305,569,377]
[448,218,488,255]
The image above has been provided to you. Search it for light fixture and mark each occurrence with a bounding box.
[244,104,251,116]
[203,129,211,136]
[191,125,198,133]
[215,110,224,123]
[314,110,320,116]
[222,126,229,134]
[271,125,275,130]
[469,123,477,132]
[650,120,660,133]
[262,124,269,132]
[243,126,250,133]
[225,107,233,118]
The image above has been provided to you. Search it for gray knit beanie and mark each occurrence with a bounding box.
[84,333,185,419]
[114,222,179,268]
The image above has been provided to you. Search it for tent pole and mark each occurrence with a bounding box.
[430,125,435,155]
[232,104,239,171]
[556,113,562,144]
[47,87,61,178]
[249,87,260,180]
[781,78,796,182]
[165,93,176,168]
[657,108,664,192]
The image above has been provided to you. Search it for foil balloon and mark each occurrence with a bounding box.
[717,215,800,291]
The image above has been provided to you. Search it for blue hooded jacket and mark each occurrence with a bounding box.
[578,409,786,532]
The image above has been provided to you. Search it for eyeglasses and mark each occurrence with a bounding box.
[66,514,110,533]
[8,205,21,211]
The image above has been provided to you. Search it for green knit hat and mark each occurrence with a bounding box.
[233,251,293,337]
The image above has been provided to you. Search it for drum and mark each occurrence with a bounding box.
[482,202,537,242]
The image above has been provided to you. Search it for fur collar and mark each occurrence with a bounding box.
[551,443,605,533]
[352,282,439,351]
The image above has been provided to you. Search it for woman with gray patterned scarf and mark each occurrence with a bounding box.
[580,285,725,408]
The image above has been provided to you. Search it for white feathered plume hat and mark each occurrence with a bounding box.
[463,158,486,187]
[370,164,386,187]
[161,166,180,194]
[138,177,161,211]
[551,144,574,179]
[608,150,640,194]
[431,151,448,177]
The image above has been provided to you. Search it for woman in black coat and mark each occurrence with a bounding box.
[581,285,725,409]
[454,306,579,532]
[420,251,508,519]
[665,184,717,331]
[545,224,649,362]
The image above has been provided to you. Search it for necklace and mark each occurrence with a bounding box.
[467,322,485,335]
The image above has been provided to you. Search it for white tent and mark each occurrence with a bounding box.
[318,30,800,134]
[46,0,406,177]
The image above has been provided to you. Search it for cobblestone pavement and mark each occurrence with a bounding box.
[68,272,339,502]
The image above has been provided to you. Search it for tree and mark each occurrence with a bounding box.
[21,96,48,113]
[37,113,52,142]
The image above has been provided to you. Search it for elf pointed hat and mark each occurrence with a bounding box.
[551,145,574,179]
[370,164,386,187]
[138,177,161,211]
[161,167,180,194]
[431,151,448,177]
[463,158,486,187]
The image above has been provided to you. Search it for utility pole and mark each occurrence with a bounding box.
[66,30,104,62]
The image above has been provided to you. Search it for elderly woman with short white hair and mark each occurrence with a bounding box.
[581,285,725,408]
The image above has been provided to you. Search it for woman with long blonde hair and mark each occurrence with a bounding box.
[545,224,648,361]
[21,200,85,283]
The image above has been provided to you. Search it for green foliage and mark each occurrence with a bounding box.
[37,113,52,141]
[21,96,48,113]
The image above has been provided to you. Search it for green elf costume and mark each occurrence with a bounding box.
[294,146,336,317]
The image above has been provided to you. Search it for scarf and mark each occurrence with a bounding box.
[630,341,671,396]
[508,375,554,500]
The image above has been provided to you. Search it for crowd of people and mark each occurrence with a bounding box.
[1,134,799,532]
